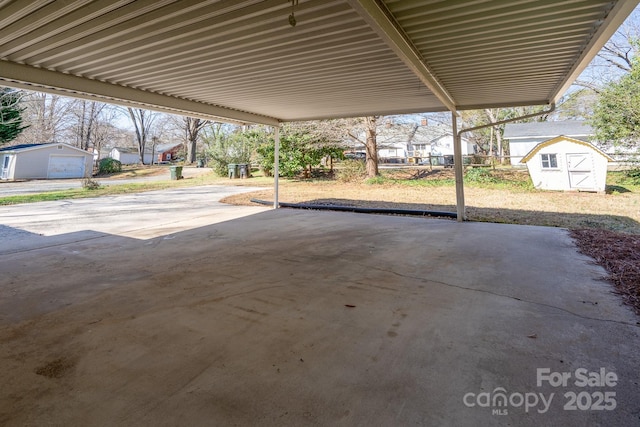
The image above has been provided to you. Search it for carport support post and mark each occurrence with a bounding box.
[452,112,465,221]
[273,125,280,209]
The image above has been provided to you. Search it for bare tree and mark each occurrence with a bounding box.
[344,116,381,177]
[461,106,548,162]
[574,7,640,91]
[183,117,209,164]
[73,100,106,150]
[16,92,76,144]
[127,107,158,164]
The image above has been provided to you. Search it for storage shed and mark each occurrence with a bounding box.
[504,121,593,166]
[109,147,153,165]
[520,136,613,192]
[1,143,94,180]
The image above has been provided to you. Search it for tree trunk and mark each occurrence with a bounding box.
[128,108,147,164]
[364,116,379,177]
[184,117,207,164]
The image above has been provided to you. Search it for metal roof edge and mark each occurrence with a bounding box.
[520,136,614,163]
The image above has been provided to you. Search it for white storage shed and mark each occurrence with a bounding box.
[521,136,613,192]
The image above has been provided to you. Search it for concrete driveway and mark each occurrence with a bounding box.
[0,190,638,426]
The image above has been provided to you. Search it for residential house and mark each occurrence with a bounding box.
[155,143,184,163]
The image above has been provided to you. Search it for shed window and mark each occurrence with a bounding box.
[541,153,557,169]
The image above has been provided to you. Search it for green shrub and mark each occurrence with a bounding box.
[366,175,387,185]
[464,167,497,184]
[206,132,256,177]
[98,158,122,174]
[625,168,640,184]
[336,159,366,182]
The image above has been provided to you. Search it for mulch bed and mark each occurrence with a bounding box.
[570,229,640,315]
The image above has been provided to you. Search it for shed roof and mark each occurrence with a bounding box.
[0,143,49,152]
[0,142,94,155]
[520,136,614,163]
[504,121,593,140]
[0,1,637,124]
[112,146,139,154]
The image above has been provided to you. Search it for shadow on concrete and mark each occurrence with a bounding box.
[0,224,118,256]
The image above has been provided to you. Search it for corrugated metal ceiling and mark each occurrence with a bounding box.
[0,0,637,124]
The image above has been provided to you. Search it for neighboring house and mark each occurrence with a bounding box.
[0,143,94,180]
[520,136,612,192]
[109,147,153,165]
[155,143,183,163]
[409,127,475,165]
[378,141,408,163]
[427,134,475,157]
[504,121,592,166]
[344,122,476,164]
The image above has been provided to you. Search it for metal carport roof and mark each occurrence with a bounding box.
[1,0,638,125]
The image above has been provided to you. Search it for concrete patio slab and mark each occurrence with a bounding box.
[0,202,638,426]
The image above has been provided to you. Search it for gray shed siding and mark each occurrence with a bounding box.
[2,144,93,180]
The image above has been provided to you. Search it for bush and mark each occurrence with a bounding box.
[336,159,366,182]
[98,158,122,174]
[206,132,256,177]
[256,124,344,178]
[464,167,497,184]
[82,177,101,190]
[625,168,640,184]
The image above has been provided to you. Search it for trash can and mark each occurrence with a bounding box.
[170,165,183,180]
[444,155,454,168]
[228,163,238,179]
[238,163,249,179]
[197,159,205,168]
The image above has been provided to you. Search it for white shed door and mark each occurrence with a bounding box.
[48,155,85,178]
[566,153,595,189]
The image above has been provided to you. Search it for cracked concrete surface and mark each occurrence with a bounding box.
[0,193,639,426]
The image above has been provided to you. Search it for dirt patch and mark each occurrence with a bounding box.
[571,229,640,315]
[34,357,75,379]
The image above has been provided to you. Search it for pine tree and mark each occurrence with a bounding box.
[0,87,28,145]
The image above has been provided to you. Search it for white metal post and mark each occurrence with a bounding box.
[273,125,280,209]
[452,112,465,221]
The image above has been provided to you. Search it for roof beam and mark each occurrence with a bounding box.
[0,60,280,126]
[346,0,457,111]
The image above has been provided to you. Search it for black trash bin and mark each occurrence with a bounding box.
[444,155,454,168]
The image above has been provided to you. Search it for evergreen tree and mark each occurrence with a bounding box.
[0,87,27,145]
